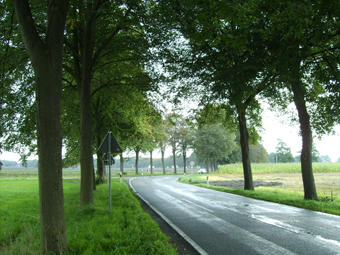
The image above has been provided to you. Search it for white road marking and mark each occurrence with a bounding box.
[181,199,214,213]
[253,204,281,213]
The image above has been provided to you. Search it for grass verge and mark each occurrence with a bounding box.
[0,179,177,255]
[179,175,340,216]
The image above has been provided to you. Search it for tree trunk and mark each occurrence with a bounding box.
[120,153,124,174]
[183,152,187,174]
[12,1,69,253]
[92,163,96,191]
[238,109,254,190]
[214,158,217,172]
[292,80,318,200]
[37,75,67,253]
[161,150,166,174]
[36,59,67,254]
[79,75,94,205]
[96,136,104,178]
[135,148,140,174]
[172,147,177,173]
[150,150,153,174]
[96,152,104,178]
[78,2,97,205]
[205,157,209,173]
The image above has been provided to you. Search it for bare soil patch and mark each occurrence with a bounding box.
[205,173,340,197]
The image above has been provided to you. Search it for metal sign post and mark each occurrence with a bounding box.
[108,132,112,211]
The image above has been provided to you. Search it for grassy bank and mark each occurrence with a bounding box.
[0,179,177,255]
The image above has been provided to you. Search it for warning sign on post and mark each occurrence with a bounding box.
[97,132,122,154]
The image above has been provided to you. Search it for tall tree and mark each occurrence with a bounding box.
[63,0,151,204]
[12,0,69,253]
[275,139,295,163]
[249,143,268,163]
[166,112,182,173]
[193,124,236,172]
[156,0,272,189]
[177,117,193,174]
[259,0,340,199]
[155,120,168,174]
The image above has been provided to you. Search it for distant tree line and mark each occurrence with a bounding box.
[267,139,333,163]
[1,159,38,168]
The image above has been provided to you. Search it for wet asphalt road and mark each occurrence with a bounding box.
[128,175,340,255]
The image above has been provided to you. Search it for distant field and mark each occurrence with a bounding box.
[0,168,186,179]
[218,163,340,174]
[0,169,82,179]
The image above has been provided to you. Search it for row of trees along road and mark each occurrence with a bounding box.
[1,0,340,254]
[154,0,340,200]
[1,1,161,254]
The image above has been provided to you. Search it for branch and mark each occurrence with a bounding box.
[92,7,132,67]
[12,0,45,64]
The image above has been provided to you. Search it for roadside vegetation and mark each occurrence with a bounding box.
[179,163,340,216]
[0,178,177,255]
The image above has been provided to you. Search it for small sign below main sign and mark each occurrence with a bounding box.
[97,132,122,154]
[102,153,116,165]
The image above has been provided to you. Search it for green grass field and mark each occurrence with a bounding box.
[0,169,180,179]
[0,178,176,255]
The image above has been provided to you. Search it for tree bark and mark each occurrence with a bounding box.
[205,157,209,173]
[135,147,140,174]
[172,146,177,173]
[96,136,104,178]
[96,152,104,178]
[183,151,187,174]
[161,150,166,174]
[238,108,254,190]
[12,0,69,253]
[292,79,318,200]
[150,150,153,174]
[77,2,97,205]
[92,163,96,190]
[79,74,94,204]
[120,153,124,174]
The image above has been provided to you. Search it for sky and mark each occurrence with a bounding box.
[1,103,340,163]
[260,104,340,162]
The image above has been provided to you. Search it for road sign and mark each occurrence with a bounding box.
[102,153,115,165]
[97,132,122,154]
[190,161,195,167]
[97,131,122,212]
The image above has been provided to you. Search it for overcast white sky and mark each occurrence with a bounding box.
[1,102,340,163]
[260,103,340,162]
